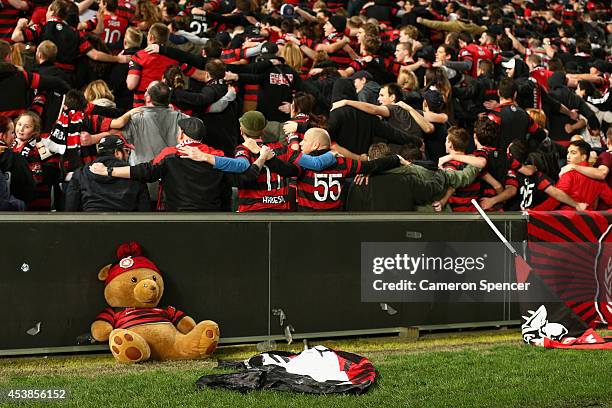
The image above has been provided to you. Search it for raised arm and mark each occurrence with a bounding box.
[504,28,527,55]
[11,18,29,43]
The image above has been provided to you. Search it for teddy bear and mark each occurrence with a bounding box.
[91,242,220,363]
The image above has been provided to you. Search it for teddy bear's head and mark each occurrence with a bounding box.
[98,242,165,308]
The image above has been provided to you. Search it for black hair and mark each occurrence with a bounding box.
[399,144,422,161]
[203,39,222,58]
[383,83,403,103]
[64,89,87,111]
[569,140,591,159]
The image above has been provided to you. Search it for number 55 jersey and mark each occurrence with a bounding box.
[289,150,399,211]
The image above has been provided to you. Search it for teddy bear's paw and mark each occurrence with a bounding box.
[109,329,151,364]
[198,320,220,358]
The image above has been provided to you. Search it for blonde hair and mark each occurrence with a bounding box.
[0,40,23,66]
[15,111,41,138]
[124,27,143,49]
[280,43,303,71]
[84,80,115,102]
[37,40,58,63]
[312,0,325,11]
[526,108,547,129]
[398,70,418,91]
[347,16,364,29]
[400,25,418,40]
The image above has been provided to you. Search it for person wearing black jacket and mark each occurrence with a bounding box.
[547,71,600,143]
[453,59,497,127]
[0,117,35,204]
[503,57,577,127]
[488,77,548,152]
[65,135,150,211]
[0,61,71,119]
[327,79,420,156]
[224,42,304,122]
[30,40,73,133]
[89,117,261,211]
[170,58,241,156]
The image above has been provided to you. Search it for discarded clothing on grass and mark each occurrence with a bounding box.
[195,345,376,394]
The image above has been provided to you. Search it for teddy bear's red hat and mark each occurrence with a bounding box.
[105,242,161,286]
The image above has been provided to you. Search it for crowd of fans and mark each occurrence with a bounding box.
[0,0,610,212]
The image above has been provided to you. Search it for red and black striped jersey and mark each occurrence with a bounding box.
[290,150,362,211]
[115,0,136,21]
[474,146,502,198]
[380,28,399,43]
[234,141,293,212]
[324,0,347,13]
[95,306,186,330]
[221,47,247,64]
[386,57,407,77]
[561,8,578,25]
[443,159,480,212]
[323,33,352,68]
[242,83,259,110]
[475,146,517,211]
[0,0,31,41]
[83,14,129,45]
[506,170,553,211]
[23,17,93,71]
[128,51,194,107]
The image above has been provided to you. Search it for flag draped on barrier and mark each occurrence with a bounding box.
[523,211,612,349]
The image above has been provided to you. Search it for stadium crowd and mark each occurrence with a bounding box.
[0,0,610,212]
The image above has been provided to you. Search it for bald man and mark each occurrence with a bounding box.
[283,128,401,211]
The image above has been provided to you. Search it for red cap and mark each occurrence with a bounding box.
[105,242,161,286]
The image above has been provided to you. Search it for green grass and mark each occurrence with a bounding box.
[1,330,611,408]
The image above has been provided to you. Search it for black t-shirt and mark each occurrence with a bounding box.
[424,122,447,164]
[385,105,424,139]
[505,171,553,211]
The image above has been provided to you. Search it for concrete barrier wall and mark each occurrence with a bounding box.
[0,213,526,355]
